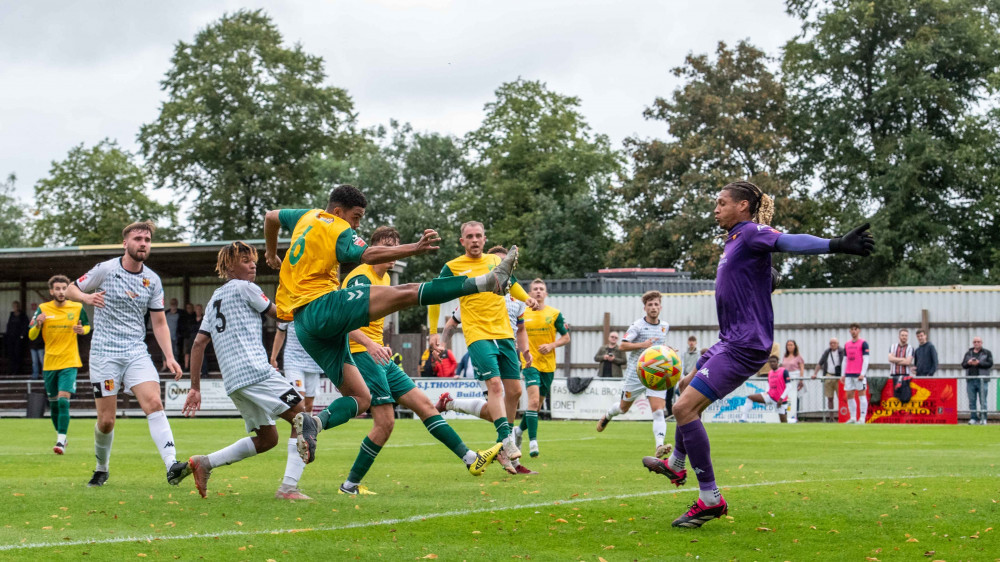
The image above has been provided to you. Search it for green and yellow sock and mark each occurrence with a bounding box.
[417,276,479,305]
[57,398,71,435]
[494,417,511,442]
[319,396,359,430]
[524,410,539,441]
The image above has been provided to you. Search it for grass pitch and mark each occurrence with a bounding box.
[1,417,997,561]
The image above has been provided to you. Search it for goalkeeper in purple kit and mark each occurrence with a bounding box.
[644,181,875,528]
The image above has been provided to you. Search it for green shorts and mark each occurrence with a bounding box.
[522,367,555,397]
[352,351,417,407]
[44,368,78,397]
[294,286,371,387]
[468,338,520,382]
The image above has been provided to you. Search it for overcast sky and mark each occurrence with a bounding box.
[0,0,801,203]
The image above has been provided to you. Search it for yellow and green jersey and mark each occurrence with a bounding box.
[343,264,390,354]
[429,254,528,344]
[522,305,568,372]
[28,300,90,371]
[275,209,369,321]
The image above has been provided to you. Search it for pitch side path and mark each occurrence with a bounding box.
[1,419,997,560]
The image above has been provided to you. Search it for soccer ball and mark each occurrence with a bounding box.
[636,345,683,391]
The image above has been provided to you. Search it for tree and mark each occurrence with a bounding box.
[614,41,819,281]
[32,140,180,246]
[0,173,28,248]
[458,79,621,278]
[783,0,1000,285]
[139,9,357,241]
[314,121,466,331]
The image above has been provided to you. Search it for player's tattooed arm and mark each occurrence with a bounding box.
[441,317,459,350]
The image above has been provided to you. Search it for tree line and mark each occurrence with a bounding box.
[3,1,1000,292]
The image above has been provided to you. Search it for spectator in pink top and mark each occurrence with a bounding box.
[781,339,805,377]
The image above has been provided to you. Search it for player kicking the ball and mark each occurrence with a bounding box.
[67,221,190,488]
[182,242,313,500]
[264,185,518,465]
[645,181,874,528]
[335,226,502,495]
[596,291,673,458]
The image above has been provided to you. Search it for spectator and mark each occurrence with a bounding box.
[421,339,457,377]
[27,302,44,380]
[962,337,992,425]
[887,329,916,403]
[179,302,197,369]
[164,298,181,360]
[5,300,29,375]
[913,329,938,377]
[681,336,700,377]
[811,337,844,415]
[594,331,626,378]
[781,339,805,377]
[456,351,472,378]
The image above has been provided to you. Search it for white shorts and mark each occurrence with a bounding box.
[761,393,788,415]
[621,372,667,401]
[230,373,303,433]
[285,369,322,398]
[843,376,867,392]
[90,353,160,397]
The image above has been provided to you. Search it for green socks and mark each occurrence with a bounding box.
[57,398,70,434]
[49,400,59,432]
[523,410,538,440]
[348,437,382,483]
[423,415,469,459]
[494,417,511,442]
[417,276,478,306]
[319,396,359,430]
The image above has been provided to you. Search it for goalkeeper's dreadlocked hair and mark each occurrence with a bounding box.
[722,181,774,226]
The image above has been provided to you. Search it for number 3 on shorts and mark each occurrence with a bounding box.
[289,225,313,266]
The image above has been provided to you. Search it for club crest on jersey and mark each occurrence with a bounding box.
[142,278,150,288]
[352,235,366,247]
[104,380,115,392]
[125,290,139,299]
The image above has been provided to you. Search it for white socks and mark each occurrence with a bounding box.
[668,453,686,473]
[858,396,868,422]
[57,433,67,444]
[700,487,722,506]
[741,399,754,419]
[606,403,623,419]
[652,410,667,447]
[207,436,257,469]
[94,425,114,471]
[451,398,487,417]
[462,450,478,465]
[848,398,857,422]
[283,437,305,487]
[146,410,178,469]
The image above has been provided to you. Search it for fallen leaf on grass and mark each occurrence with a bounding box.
[472,531,481,535]
[554,519,568,523]
[422,554,438,559]
[137,555,146,558]
[604,519,616,523]
[756,527,772,532]
[906,538,919,543]
[602,545,615,550]
[598,558,609,562]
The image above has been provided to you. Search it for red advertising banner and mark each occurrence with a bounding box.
[837,378,959,424]
[836,381,870,423]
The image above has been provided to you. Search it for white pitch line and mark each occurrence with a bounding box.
[0,473,940,552]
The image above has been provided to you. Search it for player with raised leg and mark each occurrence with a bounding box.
[336,226,502,495]
[28,275,91,454]
[596,291,673,458]
[264,185,519,465]
[429,238,538,473]
[644,181,874,528]
[739,355,790,423]
[514,278,570,458]
[66,221,190,488]
[182,242,312,500]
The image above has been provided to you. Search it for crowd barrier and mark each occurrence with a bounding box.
[3,375,997,424]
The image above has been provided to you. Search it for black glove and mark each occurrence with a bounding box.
[770,267,782,293]
[830,223,875,256]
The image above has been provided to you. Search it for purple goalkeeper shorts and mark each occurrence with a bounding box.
[691,341,771,402]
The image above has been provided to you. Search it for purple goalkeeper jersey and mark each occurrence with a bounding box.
[715,221,782,352]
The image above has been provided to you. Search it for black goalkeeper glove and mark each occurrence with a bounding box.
[830,223,875,256]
